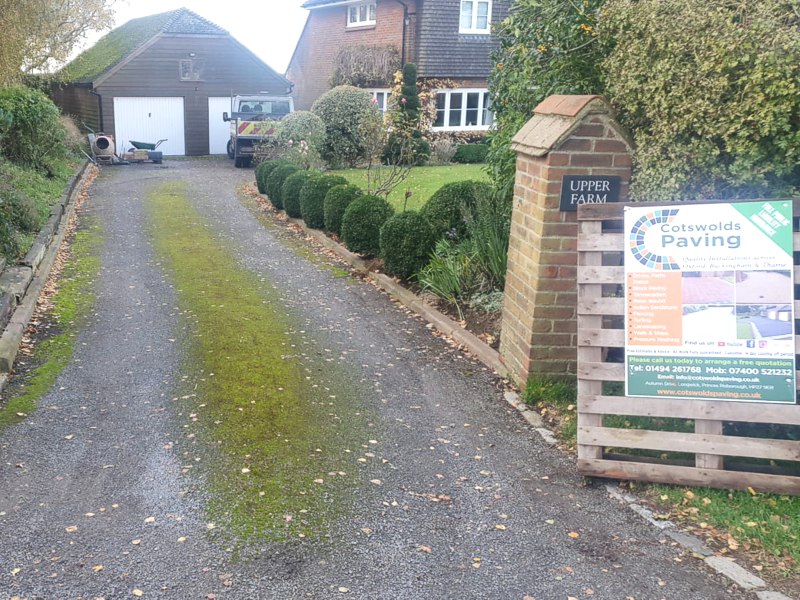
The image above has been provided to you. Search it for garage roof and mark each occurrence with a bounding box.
[58,8,228,84]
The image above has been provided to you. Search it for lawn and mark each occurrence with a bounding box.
[335,163,488,211]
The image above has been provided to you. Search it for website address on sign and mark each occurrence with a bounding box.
[655,389,762,400]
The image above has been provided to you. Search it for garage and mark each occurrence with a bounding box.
[208,97,233,155]
[113,97,186,156]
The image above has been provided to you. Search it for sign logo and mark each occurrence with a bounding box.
[628,208,681,270]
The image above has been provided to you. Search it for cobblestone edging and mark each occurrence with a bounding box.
[0,160,91,390]
[280,208,795,600]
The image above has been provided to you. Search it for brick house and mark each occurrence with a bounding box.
[286,0,510,135]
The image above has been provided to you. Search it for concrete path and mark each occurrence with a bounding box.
[0,159,748,599]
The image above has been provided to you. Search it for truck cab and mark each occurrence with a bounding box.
[224,95,294,168]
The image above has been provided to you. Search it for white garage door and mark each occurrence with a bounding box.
[209,97,233,155]
[113,97,185,156]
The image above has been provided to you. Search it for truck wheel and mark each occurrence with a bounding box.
[227,140,235,159]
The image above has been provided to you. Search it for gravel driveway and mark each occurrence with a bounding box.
[0,159,748,599]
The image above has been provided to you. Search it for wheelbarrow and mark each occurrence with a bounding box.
[129,138,167,151]
[125,138,167,164]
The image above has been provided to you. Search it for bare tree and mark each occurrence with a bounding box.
[0,0,115,84]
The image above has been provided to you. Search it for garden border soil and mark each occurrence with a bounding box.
[0,159,91,392]
[257,189,796,600]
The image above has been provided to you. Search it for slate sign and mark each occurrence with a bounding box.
[560,175,621,211]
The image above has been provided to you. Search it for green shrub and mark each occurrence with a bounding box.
[379,211,437,280]
[283,170,318,218]
[299,175,349,229]
[341,195,395,256]
[602,0,800,199]
[311,85,373,167]
[453,143,489,164]
[420,180,494,239]
[276,111,326,153]
[0,86,68,169]
[265,164,300,209]
[0,187,37,260]
[324,184,362,236]
[417,239,477,320]
[463,188,511,289]
[255,159,289,194]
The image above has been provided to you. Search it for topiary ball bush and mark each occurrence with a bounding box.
[341,195,395,257]
[379,211,437,280]
[453,143,489,164]
[299,175,349,229]
[311,85,373,168]
[323,184,362,236]
[420,180,494,239]
[265,163,300,209]
[255,159,289,194]
[282,170,318,218]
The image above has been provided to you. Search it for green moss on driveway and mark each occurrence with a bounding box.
[146,182,370,543]
[0,220,102,429]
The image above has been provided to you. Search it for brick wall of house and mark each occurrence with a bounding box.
[287,0,417,111]
[499,95,633,385]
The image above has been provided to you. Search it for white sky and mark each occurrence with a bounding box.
[76,0,310,74]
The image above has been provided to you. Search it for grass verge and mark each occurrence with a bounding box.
[146,181,371,544]
[0,218,102,429]
[335,163,488,211]
[522,374,799,577]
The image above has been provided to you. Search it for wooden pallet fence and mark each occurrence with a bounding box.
[576,201,800,495]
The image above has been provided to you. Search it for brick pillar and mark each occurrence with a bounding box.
[500,95,632,386]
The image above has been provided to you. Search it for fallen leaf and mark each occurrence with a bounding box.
[495,524,507,530]
[10,568,20,576]
[418,545,432,553]
[568,531,580,539]
[132,539,141,545]
[144,517,155,524]
[545,519,555,525]
[132,590,144,597]
[177,536,187,543]
[241,468,250,474]
[370,479,382,485]
[92,565,104,572]
[338,587,349,593]
[64,435,74,440]
[65,526,78,533]
[206,523,216,530]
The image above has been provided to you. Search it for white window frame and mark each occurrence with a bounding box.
[366,89,392,114]
[347,1,377,27]
[432,89,493,131]
[459,0,492,34]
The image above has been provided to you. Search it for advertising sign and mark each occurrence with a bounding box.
[624,201,796,403]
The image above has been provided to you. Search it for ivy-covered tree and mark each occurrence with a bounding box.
[487,0,606,197]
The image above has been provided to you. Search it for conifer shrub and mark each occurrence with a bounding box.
[379,211,437,280]
[420,180,494,239]
[282,170,317,218]
[265,163,300,209]
[453,143,489,164]
[323,184,362,236]
[299,175,349,229]
[341,195,395,256]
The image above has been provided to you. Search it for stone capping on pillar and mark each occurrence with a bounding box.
[499,94,633,387]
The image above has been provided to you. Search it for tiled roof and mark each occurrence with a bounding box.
[416,0,510,79]
[59,8,227,83]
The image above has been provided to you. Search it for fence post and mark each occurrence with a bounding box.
[500,95,633,388]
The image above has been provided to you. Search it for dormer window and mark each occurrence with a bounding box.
[348,1,376,27]
[459,0,491,34]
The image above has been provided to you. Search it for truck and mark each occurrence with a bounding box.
[223,94,294,168]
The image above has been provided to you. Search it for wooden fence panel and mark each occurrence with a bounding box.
[576,201,800,495]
